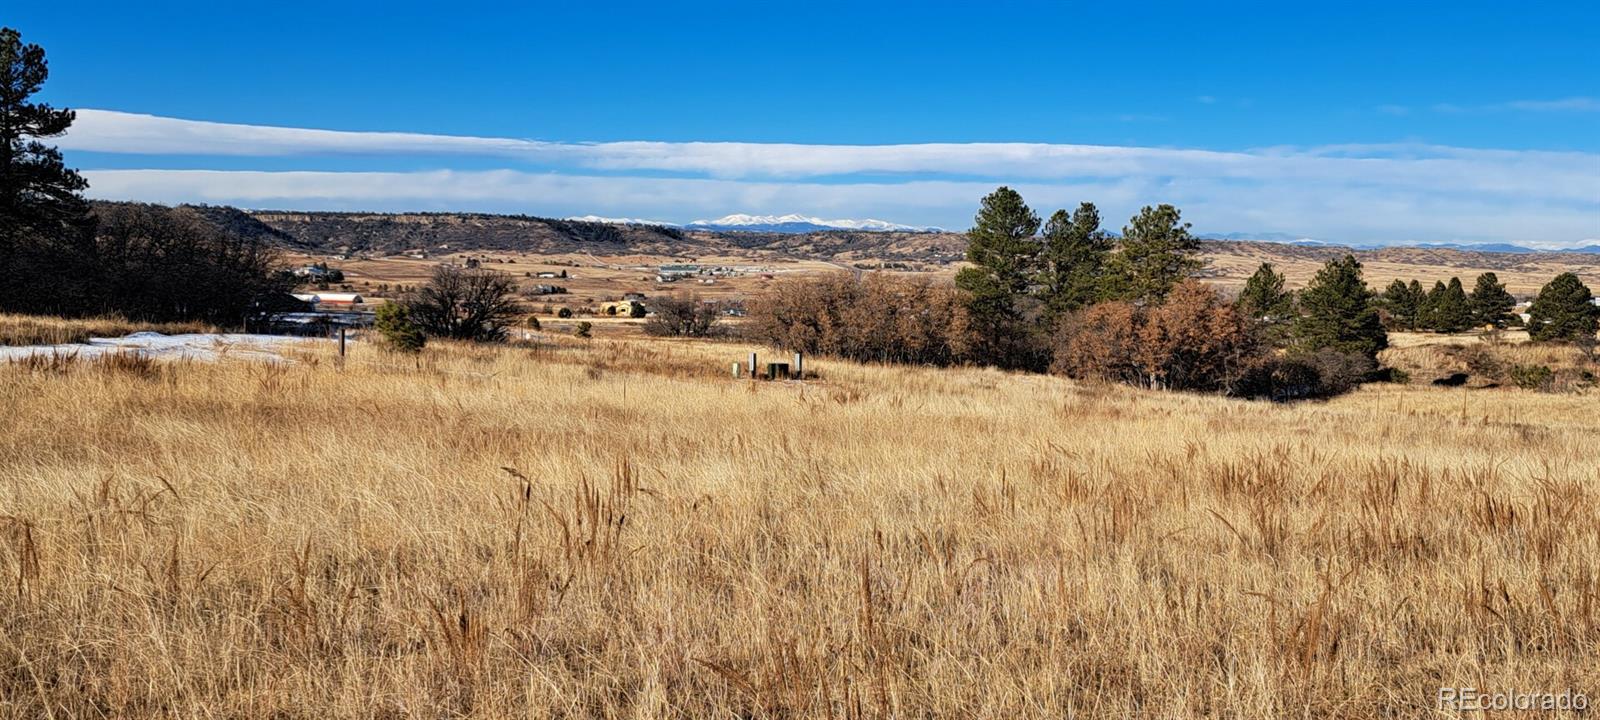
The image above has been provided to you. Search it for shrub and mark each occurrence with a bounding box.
[525,315,541,330]
[1050,301,1145,385]
[1236,349,1375,401]
[1375,367,1410,384]
[747,273,970,365]
[1052,281,1260,392]
[374,302,425,353]
[574,321,592,339]
[1510,364,1555,392]
[556,307,573,319]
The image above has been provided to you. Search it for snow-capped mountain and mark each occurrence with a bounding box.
[1199,231,1325,244]
[565,215,679,227]
[686,214,942,233]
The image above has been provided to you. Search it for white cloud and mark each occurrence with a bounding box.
[1502,97,1600,112]
[60,110,1600,207]
[1410,97,1600,115]
[52,109,1600,245]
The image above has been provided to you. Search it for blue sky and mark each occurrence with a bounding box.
[12,1,1600,245]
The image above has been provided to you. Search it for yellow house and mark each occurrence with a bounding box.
[600,300,645,318]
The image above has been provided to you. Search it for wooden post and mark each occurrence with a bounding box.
[793,352,803,379]
[731,362,742,378]
[748,352,758,377]
[339,327,347,357]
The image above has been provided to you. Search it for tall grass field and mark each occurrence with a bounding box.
[2,334,1597,717]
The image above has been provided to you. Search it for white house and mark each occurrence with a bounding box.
[293,292,365,306]
[314,293,365,305]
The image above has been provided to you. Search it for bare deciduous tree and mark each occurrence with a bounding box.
[404,264,520,341]
[645,293,724,337]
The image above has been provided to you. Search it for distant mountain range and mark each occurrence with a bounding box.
[688,214,943,233]
[1196,232,1600,254]
[568,213,943,233]
[565,215,678,227]
[565,216,1600,254]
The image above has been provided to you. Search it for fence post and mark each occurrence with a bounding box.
[339,327,347,357]
[748,351,758,378]
[793,352,803,379]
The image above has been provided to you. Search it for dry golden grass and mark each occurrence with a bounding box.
[2,335,1598,717]
[0,313,216,346]
[1380,331,1597,391]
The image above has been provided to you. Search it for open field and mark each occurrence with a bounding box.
[291,243,1600,320]
[1202,244,1600,296]
[2,333,1597,717]
[288,251,848,307]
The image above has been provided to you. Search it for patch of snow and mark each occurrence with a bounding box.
[686,213,941,232]
[565,215,680,227]
[0,332,336,364]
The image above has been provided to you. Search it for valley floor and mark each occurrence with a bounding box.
[1,335,1597,717]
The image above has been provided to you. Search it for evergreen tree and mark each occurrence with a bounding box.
[1037,202,1110,321]
[1105,204,1201,303]
[955,187,1042,368]
[1468,272,1517,328]
[1237,263,1295,345]
[1430,277,1472,333]
[374,301,426,352]
[1238,263,1292,320]
[1526,272,1598,342]
[0,27,95,313]
[1292,255,1387,359]
[1418,280,1447,330]
[1380,278,1423,330]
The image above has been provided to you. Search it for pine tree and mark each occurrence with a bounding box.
[1237,263,1294,345]
[1037,202,1110,321]
[374,301,426,352]
[1418,280,1447,330]
[1238,263,1292,320]
[1105,204,1201,303]
[1468,272,1517,328]
[1292,255,1387,359]
[1380,278,1423,330]
[1526,272,1598,342]
[1430,277,1472,333]
[955,187,1042,368]
[0,27,94,313]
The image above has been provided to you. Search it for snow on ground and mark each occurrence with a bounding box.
[0,332,337,363]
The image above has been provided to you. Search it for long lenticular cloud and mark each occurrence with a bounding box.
[61,110,1600,203]
[52,109,1600,245]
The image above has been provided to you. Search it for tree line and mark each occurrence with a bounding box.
[1378,271,1597,342]
[1,28,291,325]
[750,186,1598,399]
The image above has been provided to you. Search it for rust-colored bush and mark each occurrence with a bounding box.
[1053,281,1261,392]
[747,273,971,365]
